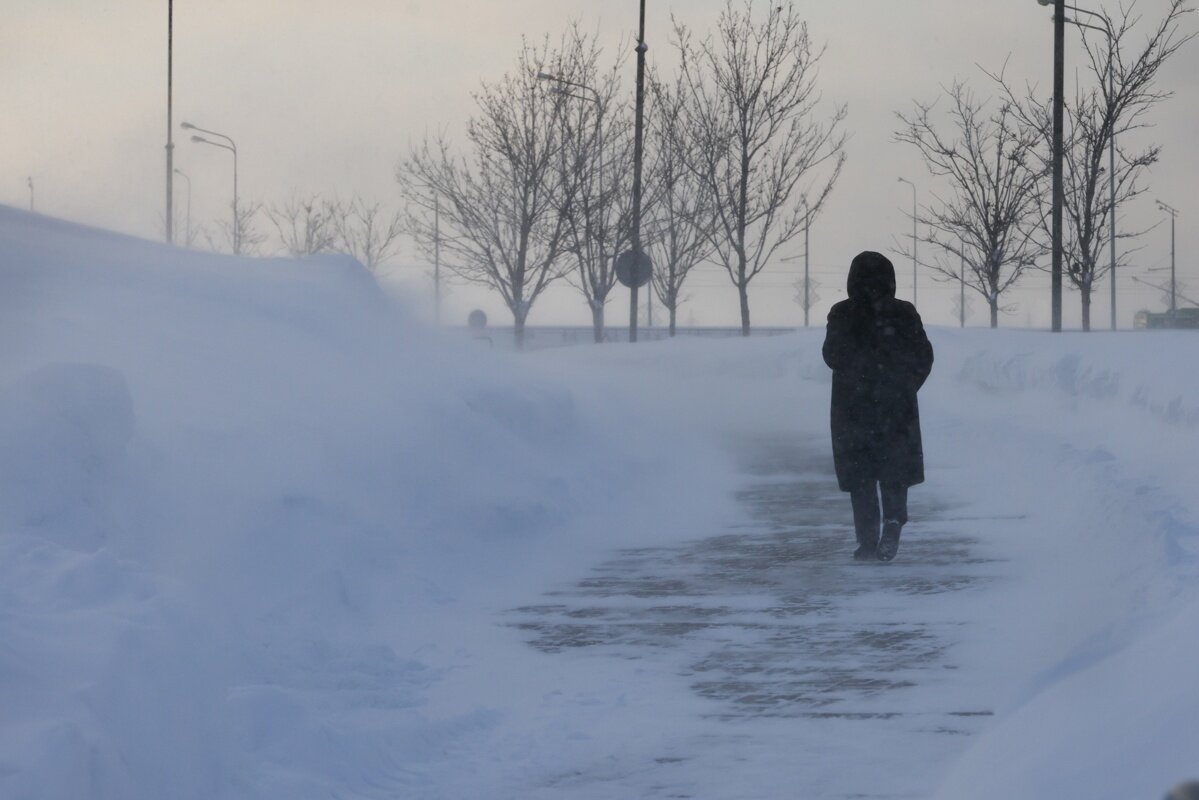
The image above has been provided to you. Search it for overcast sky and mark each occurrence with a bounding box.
[4,0,1197,329]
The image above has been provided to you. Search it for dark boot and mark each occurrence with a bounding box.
[853,542,877,561]
[853,524,879,561]
[850,482,881,562]
[876,519,902,562]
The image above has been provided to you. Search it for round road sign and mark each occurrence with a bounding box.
[615,249,653,289]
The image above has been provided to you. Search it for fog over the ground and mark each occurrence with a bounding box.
[5,0,1196,329]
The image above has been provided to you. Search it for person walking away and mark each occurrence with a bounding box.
[822,251,933,562]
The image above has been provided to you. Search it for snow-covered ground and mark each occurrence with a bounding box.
[1,204,1196,798]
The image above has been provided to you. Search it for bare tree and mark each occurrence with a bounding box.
[645,69,714,336]
[551,28,634,343]
[399,38,573,349]
[208,201,266,256]
[266,194,338,257]
[334,197,404,274]
[181,222,207,249]
[674,1,846,335]
[895,80,1044,328]
[998,0,1193,330]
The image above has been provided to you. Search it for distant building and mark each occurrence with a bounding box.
[1134,307,1199,329]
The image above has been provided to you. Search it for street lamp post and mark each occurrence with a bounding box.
[1054,3,1117,329]
[536,72,604,138]
[781,197,814,326]
[535,72,605,213]
[1158,200,1178,316]
[166,0,174,244]
[173,168,191,245]
[182,122,239,253]
[804,199,811,327]
[897,177,917,304]
[1037,0,1066,331]
[27,176,34,211]
[629,0,648,343]
[536,70,609,335]
[791,197,812,327]
[538,2,647,345]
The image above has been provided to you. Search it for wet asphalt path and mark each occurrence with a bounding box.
[508,434,1003,798]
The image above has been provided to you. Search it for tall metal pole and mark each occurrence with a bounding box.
[804,203,811,327]
[185,125,238,253]
[629,0,648,343]
[232,147,238,253]
[1052,0,1065,331]
[1171,209,1176,315]
[1058,4,1117,329]
[1156,201,1178,318]
[912,187,918,304]
[1167,205,1176,314]
[898,177,917,303]
[536,74,611,338]
[1108,59,1117,329]
[166,0,174,244]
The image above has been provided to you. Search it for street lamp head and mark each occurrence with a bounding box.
[536,71,558,81]
[1036,0,1052,6]
[180,121,195,130]
[190,135,207,144]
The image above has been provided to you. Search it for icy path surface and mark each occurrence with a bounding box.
[509,434,1006,799]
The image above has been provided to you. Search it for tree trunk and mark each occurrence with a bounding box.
[1081,288,1091,332]
[513,308,527,350]
[591,303,604,344]
[990,299,999,328]
[738,280,751,336]
[668,301,677,336]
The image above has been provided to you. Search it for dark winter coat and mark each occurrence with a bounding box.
[822,251,933,492]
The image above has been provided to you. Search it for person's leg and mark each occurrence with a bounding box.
[848,479,881,560]
[880,483,908,527]
[876,482,908,562]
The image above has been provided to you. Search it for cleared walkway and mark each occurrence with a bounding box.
[509,434,1004,798]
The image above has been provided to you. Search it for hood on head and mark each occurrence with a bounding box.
[847,251,897,302]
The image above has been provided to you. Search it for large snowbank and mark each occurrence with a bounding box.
[0,206,734,798]
[2,204,1196,797]
[925,330,1199,799]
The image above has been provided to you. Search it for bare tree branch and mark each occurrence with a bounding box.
[266,194,338,258]
[208,201,266,256]
[398,36,574,349]
[894,77,1044,327]
[990,0,1194,330]
[645,66,716,336]
[333,197,404,274]
[551,26,634,343]
[673,0,846,335]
